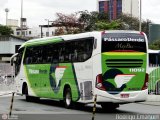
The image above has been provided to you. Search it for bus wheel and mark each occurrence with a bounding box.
[24,85,31,102]
[64,87,72,108]
[101,103,119,112]
[24,85,39,102]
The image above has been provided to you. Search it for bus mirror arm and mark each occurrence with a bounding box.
[10,58,14,66]
[11,61,13,66]
[10,53,18,66]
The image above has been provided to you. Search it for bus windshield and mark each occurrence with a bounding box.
[102,33,146,52]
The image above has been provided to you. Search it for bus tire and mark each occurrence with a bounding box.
[24,84,40,102]
[101,103,119,111]
[25,85,31,102]
[63,87,72,108]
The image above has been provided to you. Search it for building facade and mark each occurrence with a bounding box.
[0,36,26,76]
[14,27,55,38]
[149,24,160,42]
[0,36,26,60]
[7,19,55,38]
[98,0,139,20]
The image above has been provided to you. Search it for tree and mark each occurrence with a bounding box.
[53,11,152,36]
[118,14,152,37]
[78,11,111,31]
[118,14,140,30]
[55,27,65,36]
[78,10,122,31]
[54,11,109,34]
[141,19,152,37]
[149,40,160,50]
[53,13,81,35]
[0,25,13,36]
[78,11,98,31]
[96,21,120,30]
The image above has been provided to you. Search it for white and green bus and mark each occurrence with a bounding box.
[11,30,148,110]
[148,49,160,95]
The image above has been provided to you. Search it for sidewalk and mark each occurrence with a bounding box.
[0,91,14,97]
[138,95,160,106]
[146,95,160,102]
[0,82,15,97]
[140,101,160,106]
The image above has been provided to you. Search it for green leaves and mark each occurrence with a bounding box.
[54,11,152,36]
[96,21,120,30]
[78,11,120,31]
[118,14,151,37]
[0,25,13,36]
[149,40,160,50]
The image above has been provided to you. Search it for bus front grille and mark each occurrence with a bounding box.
[106,59,143,68]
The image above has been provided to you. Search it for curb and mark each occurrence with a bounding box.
[0,91,14,97]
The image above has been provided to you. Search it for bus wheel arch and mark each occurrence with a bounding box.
[22,82,32,102]
[22,82,28,95]
[63,84,72,108]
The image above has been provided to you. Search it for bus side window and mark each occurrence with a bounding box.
[37,46,43,64]
[149,53,160,67]
[52,49,59,63]
[73,49,78,61]
[44,45,51,63]
[59,44,65,62]
[24,47,34,64]
[25,57,31,64]
[15,48,24,76]
[47,56,52,63]
[75,38,94,62]
[24,48,29,64]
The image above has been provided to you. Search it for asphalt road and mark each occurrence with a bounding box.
[0,96,160,120]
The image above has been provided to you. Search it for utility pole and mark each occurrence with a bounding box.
[45,19,49,37]
[139,0,142,31]
[130,0,133,18]
[130,0,133,29]
[5,8,9,26]
[21,0,23,36]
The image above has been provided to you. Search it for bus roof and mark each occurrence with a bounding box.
[103,30,142,34]
[20,31,99,48]
[19,30,143,49]
[148,49,160,54]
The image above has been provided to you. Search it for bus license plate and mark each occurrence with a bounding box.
[120,94,129,98]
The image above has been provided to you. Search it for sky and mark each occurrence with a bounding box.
[0,0,160,27]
